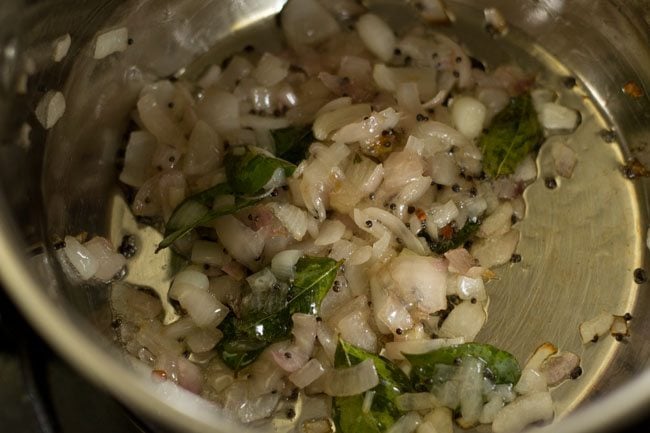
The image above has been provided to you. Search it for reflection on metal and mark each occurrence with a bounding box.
[109,193,179,325]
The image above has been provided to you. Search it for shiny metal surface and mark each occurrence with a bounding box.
[0,1,649,433]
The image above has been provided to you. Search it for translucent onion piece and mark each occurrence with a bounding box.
[356,14,396,62]
[35,91,66,129]
[281,0,340,51]
[313,103,371,140]
[390,255,447,313]
[451,96,487,140]
[289,359,326,388]
[386,412,422,433]
[93,27,128,59]
[471,229,519,268]
[84,236,126,281]
[314,220,346,246]
[579,312,614,344]
[395,393,441,411]
[120,131,157,187]
[491,392,554,433]
[63,236,98,280]
[438,301,486,341]
[323,359,379,396]
[178,287,229,328]
[214,215,265,269]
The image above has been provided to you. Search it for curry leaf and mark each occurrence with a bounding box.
[333,340,412,433]
[406,343,521,392]
[272,125,314,164]
[225,147,296,195]
[156,183,259,252]
[479,93,544,178]
[216,257,341,370]
[418,219,481,255]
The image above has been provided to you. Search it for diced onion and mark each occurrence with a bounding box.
[289,359,326,388]
[356,14,396,62]
[267,202,309,241]
[35,91,66,129]
[451,96,487,140]
[271,249,302,281]
[93,27,128,59]
[313,103,371,140]
[178,287,229,328]
[119,131,157,187]
[551,141,577,179]
[471,229,519,268]
[315,220,346,246]
[539,102,580,132]
[214,215,265,269]
[83,237,126,281]
[491,392,554,433]
[281,0,340,50]
[191,240,230,267]
[323,359,379,396]
[386,412,422,433]
[395,393,440,411]
[579,312,614,343]
[186,327,223,353]
[63,236,98,280]
[253,53,289,87]
[438,301,486,341]
[51,34,71,62]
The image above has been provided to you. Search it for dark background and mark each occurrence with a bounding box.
[0,286,648,433]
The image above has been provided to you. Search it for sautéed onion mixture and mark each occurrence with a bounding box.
[60,1,589,432]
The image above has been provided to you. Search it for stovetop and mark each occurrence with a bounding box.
[0,288,144,433]
[1,286,648,433]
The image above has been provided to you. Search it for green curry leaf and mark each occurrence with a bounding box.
[272,125,314,165]
[479,93,544,178]
[225,147,296,195]
[406,343,521,392]
[216,257,341,370]
[333,340,412,433]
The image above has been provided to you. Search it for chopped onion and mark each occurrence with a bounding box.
[438,301,486,341]
[539,102,580,132]
[455,275,486,301]
[281,0,340,51]
[356,14,396,62]
[492,392,554,433]
[514,368,547,395]
[395,393,441,411]
[370,272,414,335]
[413,0,451,23]
[579,312,614,343]
[169,269,209,300]
[51,34,71,62]
[390,254,448,313]
[471,229,519,268]
[246,268,277,294]
[451,96,487,140]
[444,248,475,275]
[214,215,265,269]
[430,152,460,186]
[191,240,230,267]
[330,156,384,213]
[93,27,128,59]
[137,92,187,148]
[610,315,630,339]
[478,201,513,238]
[373,64,438,101]
[271,249,302,281]
[332,107,400,145]
[197,89,240,134]
[314,220,346,246]
[35,91,66,129]
[363,207,428,255]
[384,337,464,361]
[540,352,580,387]
[512,155,538,183]
[267,202,309,241]
[178,287,229,328]
[386,412,422,433]
[198,64,221,89]
[458,357,484,425]
[551,141,577,178]
[186,327,223,353]
[313,103,371,140]
[183,121,224,176]
[63,235,98,280]
[253,53,289,87]
[323,359,379,396]
[484,8,508,36]
[337,310,378,353]
[289,359,326,388]
[479,395,505,424]
[83,237,126,281]
[422,407,453,433]
[119,131,157,187]
[428,200,460,228]
[523,342,558,371]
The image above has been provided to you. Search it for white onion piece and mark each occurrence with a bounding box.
[484,8,509,36]
[253,53,288,87]
[190,240,229,267]
[396,82,422,113]
[186,327,223,353]
[316,96,353,117]
[350,245,373,265]
[539,102,580,132]
[176,357,203,394]
[524,342,558,371]
[384,337,464,361]
[197,65,221,89]
[512,155,538,183]
[540,352,580,387]
[458,357,484,425]
[63,236,98,280]
[364,207,428,255]
[514,368,547,395]
[289,359,326,388]
[386,412,422,433]
[413,120,472,151]
[480,395,506,424]
[370,273,413,335]
[471,229,519,268]
[456,276,486,301]
[267,202,309,241]
[214,215,265,269]
[93,27,128,59]
[610,315,630,338]
[332,107,400,145]
[271,346,310,373]
[373,64,438,101]
[183,121,223,176]
[477,87,510,122]
[169,269,209,300]
[438,301,486,341]
[337,311,378,353]
[323,359,379,396]
[430,152,460,186]
[119,131,156,187]
[162,317,196,340]
[492,392,554,433]
[579,312,614,343]
[83,237,126,281]
[316,321,338,362]
[271,249,302,281]
[281,0,340,51]
[451,96,487,140]
[240,114,290,130]
[293,313,318,355]
[382,150,424,192]
[414,0,451,23]
[330,156,384,213]
[551,141,577,178]
[246,268,277,293]
[356,14,396,62]
[444,248,475,275]
[137,92,186,148]
[313,103,371,140]
[35,91,66,129]
[390,255,447,313]
[197,89,240,134]
[478,201,513,238]
[314,220,346,246]
[422,407,454,433]
[395,393,440,411]
[51,34,71,62]
[136,321,184,356]
[178,287,229,328]
[428,200,459,228]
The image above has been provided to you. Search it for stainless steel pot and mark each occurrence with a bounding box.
[0,1,649,432]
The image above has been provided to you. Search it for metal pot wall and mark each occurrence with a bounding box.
[0,1,649,432]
